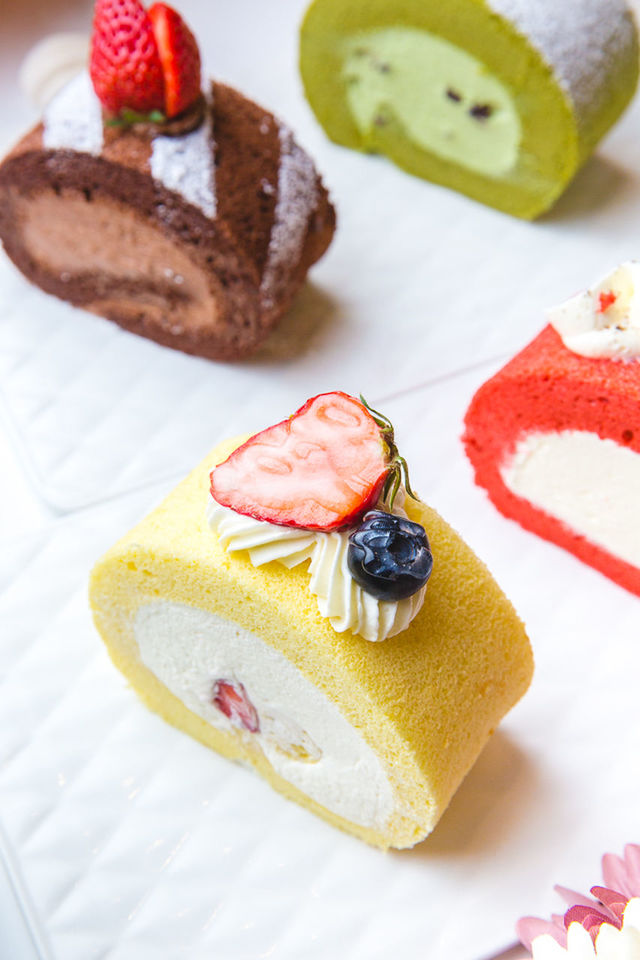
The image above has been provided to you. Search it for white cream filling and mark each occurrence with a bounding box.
[531,898,640,959]
[206,489,427,643]
[501,430,640,568]
[135,601,395,830]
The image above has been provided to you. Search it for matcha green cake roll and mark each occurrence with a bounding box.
[299,0,639,219]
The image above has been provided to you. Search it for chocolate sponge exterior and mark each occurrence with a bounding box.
[0,81,335,361]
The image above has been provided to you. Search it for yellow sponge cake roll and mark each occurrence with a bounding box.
[90,427,532,849]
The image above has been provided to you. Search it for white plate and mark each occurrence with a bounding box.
[1,368,639,960]
[2,1,640,957]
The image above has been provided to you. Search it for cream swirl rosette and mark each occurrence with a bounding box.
[207,487,426,643]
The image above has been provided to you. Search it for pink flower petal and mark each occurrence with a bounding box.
[517,916,567,951]
[564,905,619,943]
[602,845,640,899]
[623,844,640,889]
[564,906,602,926]
[591,886,628,923]
[516,844,640,952]
[556,886,601,911]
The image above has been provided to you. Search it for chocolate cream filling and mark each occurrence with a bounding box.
[3,178,267,360]
[17,187,217,336]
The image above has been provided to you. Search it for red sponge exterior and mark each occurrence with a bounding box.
[463,325,640,596]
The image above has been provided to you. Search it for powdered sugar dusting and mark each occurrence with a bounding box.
[261,124,318,305]
[150,97,216,218]
[487,0,637,131]
[43,72,104,156]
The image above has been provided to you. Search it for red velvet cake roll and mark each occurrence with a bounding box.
[463,263,640,596]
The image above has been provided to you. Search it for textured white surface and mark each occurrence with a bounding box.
[2,367,640,960]
[3,1,640,958]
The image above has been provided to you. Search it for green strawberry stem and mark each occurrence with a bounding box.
[359,395,418,509]
[105,107,167,127]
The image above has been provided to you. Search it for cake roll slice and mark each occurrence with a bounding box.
[90,393,532,849]
[0,73,334,361]
[299,0,639,219]
[464,263,640,595]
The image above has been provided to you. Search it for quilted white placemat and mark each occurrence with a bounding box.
[1,367,639,960]
[3,0,640,509]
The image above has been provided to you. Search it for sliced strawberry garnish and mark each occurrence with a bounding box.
[90,0,165,116]
[148,3,201,119]
[210,392,409,531]
[212,680,260,733]
[89,0,201,121]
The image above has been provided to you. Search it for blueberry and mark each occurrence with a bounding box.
[347,510,433,602]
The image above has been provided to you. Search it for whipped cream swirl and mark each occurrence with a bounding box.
[547,261,640,360]
[207,490,427,643]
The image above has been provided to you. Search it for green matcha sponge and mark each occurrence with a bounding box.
[299,0,639,219]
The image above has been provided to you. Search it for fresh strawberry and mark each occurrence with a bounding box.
[89,0,201,120]
[89,0,165,116]
[148,3,201,119]
[212,680,260,733]
[210,392,415,531]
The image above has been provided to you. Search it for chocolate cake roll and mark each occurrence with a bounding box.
[0,74,335,361]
